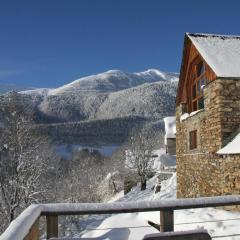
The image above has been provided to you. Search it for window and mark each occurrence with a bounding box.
[196,61,205,77]
[190,60,206,112]
[189,130,197,150]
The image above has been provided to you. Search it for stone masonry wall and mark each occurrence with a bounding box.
[176,79,240,198]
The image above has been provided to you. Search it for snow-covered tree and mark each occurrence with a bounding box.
[125,127,156,190]
[0,92,53,232]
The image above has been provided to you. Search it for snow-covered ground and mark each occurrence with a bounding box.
[76,174,240,240]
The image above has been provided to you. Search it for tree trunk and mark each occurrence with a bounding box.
[112,180,117,193]
[10,210,14,222]
[141,179,146,191]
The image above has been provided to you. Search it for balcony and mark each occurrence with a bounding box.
[1,195,240,240]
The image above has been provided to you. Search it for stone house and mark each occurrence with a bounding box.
[176,33,240,198]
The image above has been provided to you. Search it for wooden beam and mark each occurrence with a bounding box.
[46,215,58,239]
[147,220,160,231]
[160,210,174,232]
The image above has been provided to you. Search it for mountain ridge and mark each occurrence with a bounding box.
[21,69,178,96]
[0,83,32,94]
[19,69,178,123]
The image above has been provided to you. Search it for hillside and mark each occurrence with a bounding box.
[80,173,240,240]
[0,69,179,147]
[96,81,177,120]
[21,69,178,123]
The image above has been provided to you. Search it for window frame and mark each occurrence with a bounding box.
[189,59,207,113]
[189,130,197,150]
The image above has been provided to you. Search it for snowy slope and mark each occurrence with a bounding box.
[96,82,177,119]
[80,174,240,240]
[79,175,176,239]
[36,82,177,122]
[20,88,51,97]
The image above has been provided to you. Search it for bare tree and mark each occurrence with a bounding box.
[0,92,53,232]
[54,149,106,203]
[125,127,156,190]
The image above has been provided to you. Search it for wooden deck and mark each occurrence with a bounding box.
[1,195,240,240]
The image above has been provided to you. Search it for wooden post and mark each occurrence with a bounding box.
[24,218,39,240]
[160,210,174,232]
[46,215,58,239]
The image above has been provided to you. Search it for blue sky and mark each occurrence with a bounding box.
[1,0,240,88]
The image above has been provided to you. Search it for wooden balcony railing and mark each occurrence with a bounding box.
[1,195,240,240]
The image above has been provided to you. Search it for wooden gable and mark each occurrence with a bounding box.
[176,34,217,113]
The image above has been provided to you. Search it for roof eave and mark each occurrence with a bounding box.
[216,76,240,80]
[176,33,191,106]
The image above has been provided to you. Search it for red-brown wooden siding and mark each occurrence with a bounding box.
[176,36,217,109]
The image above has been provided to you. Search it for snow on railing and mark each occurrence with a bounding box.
[0,204,41,240]
[1,195,240,240]
[42,195,240,214]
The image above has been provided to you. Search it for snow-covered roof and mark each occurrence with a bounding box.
[188,33,240,78]
[217,132,240,155]
[164,117,176,140]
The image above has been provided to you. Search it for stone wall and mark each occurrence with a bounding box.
[222,155,240,195]
[176,79,240,198]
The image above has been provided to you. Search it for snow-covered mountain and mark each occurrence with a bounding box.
[51,69,177,94]
[20,69,178,123]
[20,88,50,96]
[22,69,178,96]
[2,69,178,145]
